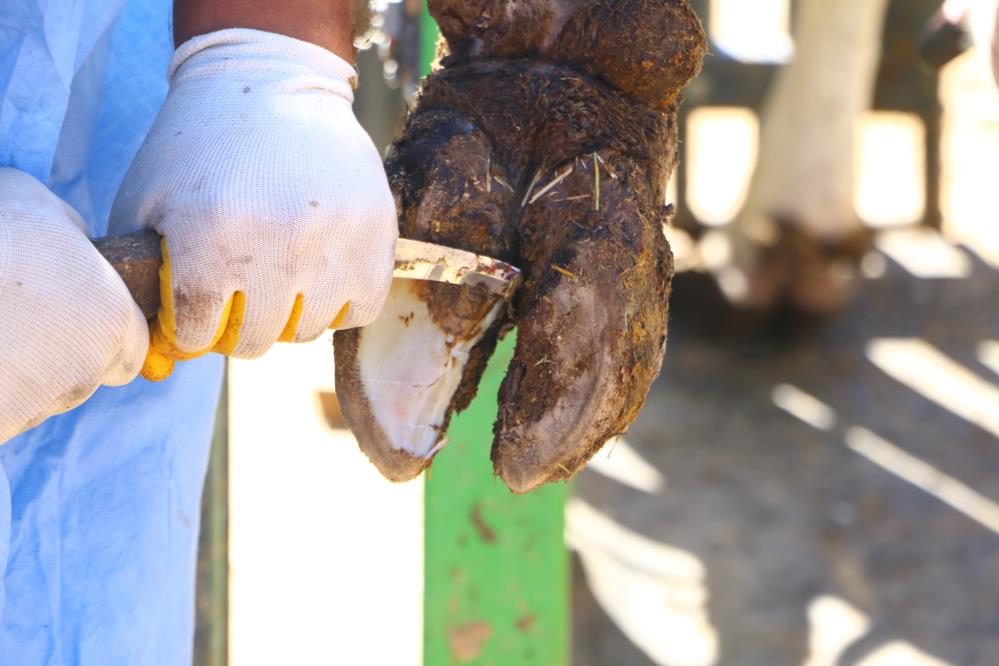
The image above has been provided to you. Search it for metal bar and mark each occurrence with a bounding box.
[194,372,229,666]
[872,0,942,229]
[423,335,570,666]
[419,0,438,77]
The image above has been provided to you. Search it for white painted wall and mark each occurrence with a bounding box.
[228,334,423,665]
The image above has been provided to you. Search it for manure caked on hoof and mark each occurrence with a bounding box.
[490,154,672,493]
[334,0,706,491]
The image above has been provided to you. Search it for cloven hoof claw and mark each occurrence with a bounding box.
[335,0,706,493]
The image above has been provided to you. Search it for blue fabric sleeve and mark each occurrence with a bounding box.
[0,357,224,665]
[0,1,227,663]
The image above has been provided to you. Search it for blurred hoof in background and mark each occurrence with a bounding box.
[689,218,873,320]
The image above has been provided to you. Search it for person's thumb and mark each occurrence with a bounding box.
[101,294,151,387]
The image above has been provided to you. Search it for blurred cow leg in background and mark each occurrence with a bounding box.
[718,0,891,314]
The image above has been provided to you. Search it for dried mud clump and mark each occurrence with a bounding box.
[335,0,706,492]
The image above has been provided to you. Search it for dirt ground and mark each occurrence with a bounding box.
[569,241,999,665]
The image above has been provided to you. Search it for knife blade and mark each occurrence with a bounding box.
[93,229,521,320]
[393,237,521,299]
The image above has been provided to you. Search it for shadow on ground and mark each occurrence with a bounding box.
[572,245,999,666]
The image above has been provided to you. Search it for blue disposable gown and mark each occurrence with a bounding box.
[0,1,225,663]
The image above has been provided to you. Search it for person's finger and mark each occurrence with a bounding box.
[228,287,295,359]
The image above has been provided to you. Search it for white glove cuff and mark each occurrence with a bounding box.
[169,28,358,102]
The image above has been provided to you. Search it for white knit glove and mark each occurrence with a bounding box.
[0,168,149,443]
[110,29,397,381]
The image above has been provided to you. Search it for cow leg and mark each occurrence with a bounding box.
[720,0,891,313]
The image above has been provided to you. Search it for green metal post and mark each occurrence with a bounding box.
[424,335,570,666]
[418,15,570,659]
[194,371,229,666]
[419,1,439,77]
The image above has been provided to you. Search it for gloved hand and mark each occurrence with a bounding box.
[110,29,398,381]
[0,168,149,443]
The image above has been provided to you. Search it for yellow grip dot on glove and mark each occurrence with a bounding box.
[141,239,245,382]
[328,302,351,330]
[278,294,305,342]
[140,239,347,382]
